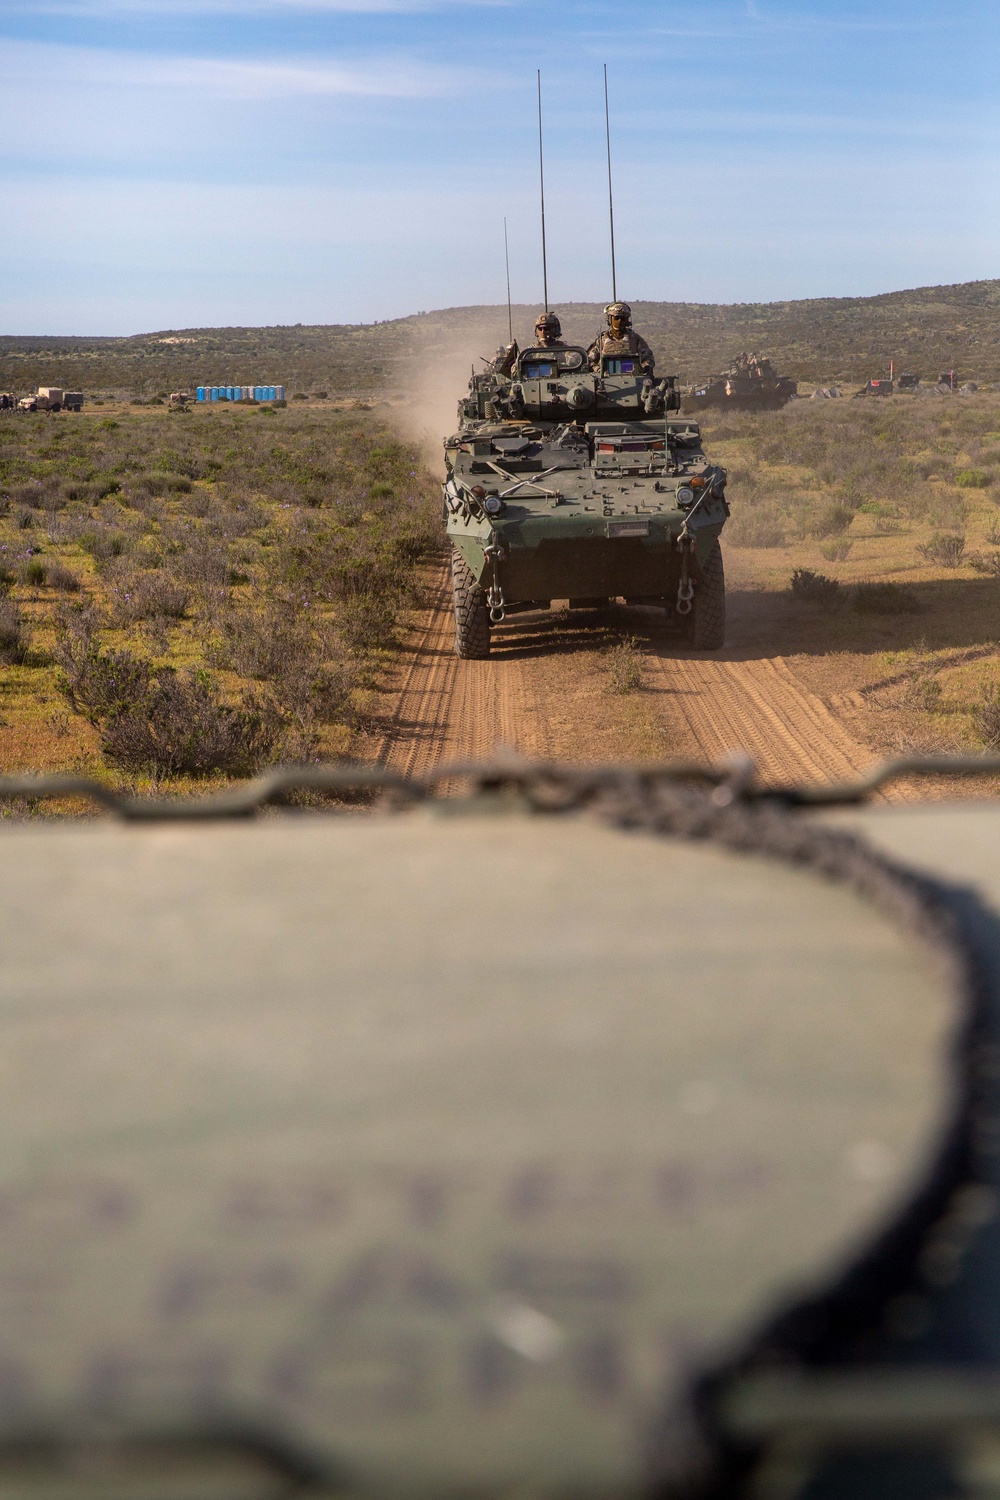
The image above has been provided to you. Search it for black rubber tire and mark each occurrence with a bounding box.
[451,548,491,659]
[690,540,726,650]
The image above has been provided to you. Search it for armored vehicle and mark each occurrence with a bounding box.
[3,750,1000,1499]
[853,377,894,398]
[686,351,797,413]
[444,342,729,657]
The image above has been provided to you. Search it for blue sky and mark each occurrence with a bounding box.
[0,0,997,334]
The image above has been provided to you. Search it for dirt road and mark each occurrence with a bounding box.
[372,564,879,790]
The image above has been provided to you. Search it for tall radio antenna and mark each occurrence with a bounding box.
[604,63,617,303]
[503,216,513,343]
[537,69,549,312]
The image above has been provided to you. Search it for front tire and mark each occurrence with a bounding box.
[690,540,726,650]
[451,548,491,659]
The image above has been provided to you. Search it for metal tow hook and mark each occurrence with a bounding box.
[484,540,506,623]
[487,583,506,623]
[676,539,695,616]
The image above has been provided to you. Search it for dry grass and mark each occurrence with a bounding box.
[0,403,440,790]
[702,390,1000,760]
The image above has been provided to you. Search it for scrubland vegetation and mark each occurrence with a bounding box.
[703,392,1000,756]
[5,276,1000,397]
[0,403,439,790]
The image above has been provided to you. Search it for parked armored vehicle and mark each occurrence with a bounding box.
[686,351,797,412]
[0,750,1000,1499]
[444,340,729,657]
[897,371,920,390]
[853,377,894,398]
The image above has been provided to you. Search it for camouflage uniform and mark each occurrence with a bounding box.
[532,312,568,351]
[488,342,518,377]
[587,303,655,374]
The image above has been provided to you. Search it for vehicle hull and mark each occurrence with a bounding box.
[449,512,725,604]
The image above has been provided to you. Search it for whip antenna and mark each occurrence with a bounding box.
[604,63,617,303]
[537,69,549,312]
[504,216,513,343]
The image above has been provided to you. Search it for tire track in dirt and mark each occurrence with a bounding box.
[374,564,551,776]
[645,643,888,789]
[653,653,864,782]
[375,564,890,796]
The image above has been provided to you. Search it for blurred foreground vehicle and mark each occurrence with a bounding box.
[1,752,1000,1498]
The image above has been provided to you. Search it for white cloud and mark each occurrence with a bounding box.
[0,37,461,100]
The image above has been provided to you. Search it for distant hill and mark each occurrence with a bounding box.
[2,279,1000,395]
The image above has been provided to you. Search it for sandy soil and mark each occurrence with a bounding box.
[369,562,883,793]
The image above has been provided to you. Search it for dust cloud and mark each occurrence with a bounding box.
[392,336,503,477]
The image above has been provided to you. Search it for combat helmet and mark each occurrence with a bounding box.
[535,311,562,341]
[605,301,632,335]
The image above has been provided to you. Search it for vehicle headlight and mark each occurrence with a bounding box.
[484,495,504,515]
[675,486,695,505]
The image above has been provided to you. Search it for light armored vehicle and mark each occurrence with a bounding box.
[686,351,797,413]
[443,342,729,657]
[3,751,1000,1499]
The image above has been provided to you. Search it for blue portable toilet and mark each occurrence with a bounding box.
[209,387,217,401]
[196,387,205,402]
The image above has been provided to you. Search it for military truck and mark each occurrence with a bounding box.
[0,749,999,1499]
[444,341,729,657]
[685,351,797,413]
[17,387,83,412]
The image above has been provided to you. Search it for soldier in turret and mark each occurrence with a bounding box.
[532,311,568,350]
[587,302,655,374]
[488,342,519,377]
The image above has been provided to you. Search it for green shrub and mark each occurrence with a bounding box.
[916,532,966,567]
[903,669,942,711]
[789,568,841,605]
[0,600,27,664]
[100,671,282,776]
[819,539,852,562]
[811,502,854,539]
[79,528,130,564]
[974,682,1000,750]
[142,472,194,496]
[607,636,643,694]
[852,582,922,614]
[19,559,46,586]
[955,468,993,488]
[45,564,81,592]
[59,645,281,775]
[970,551,1000,577]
